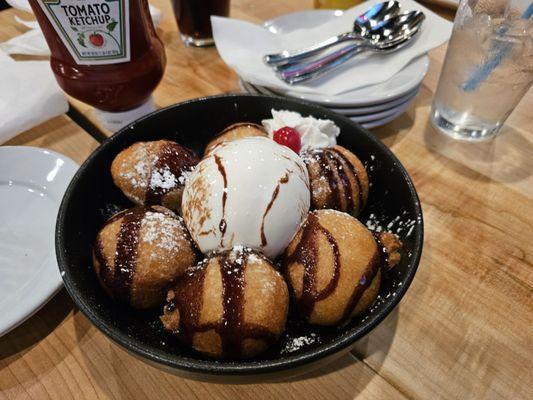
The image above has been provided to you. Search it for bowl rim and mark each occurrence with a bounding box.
[56,93,423,376]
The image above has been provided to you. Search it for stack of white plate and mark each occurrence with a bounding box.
[238,10,430,129]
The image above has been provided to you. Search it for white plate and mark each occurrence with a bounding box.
[360,99,414,129]
[0,146,78,337]
[263,9,340,35]
[330,87,419,114]
[263,56,428,107]
[240,79,260,95]
[241,78,417,125]
[348,93,417,123]
[244,79,421,115]
[258,10,430,107]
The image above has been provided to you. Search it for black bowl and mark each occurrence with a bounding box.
[56,94,423,382]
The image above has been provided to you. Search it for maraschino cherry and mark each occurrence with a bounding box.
[273,126,301,154]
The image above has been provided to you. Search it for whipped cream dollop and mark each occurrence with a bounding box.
[262,109,340,152]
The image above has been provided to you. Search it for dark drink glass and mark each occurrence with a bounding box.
[172,0,230,47]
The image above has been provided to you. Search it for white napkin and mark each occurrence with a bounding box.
[0,50,68,143]
[212,0,452,95]
[1,0,162,57]
[0,17,49,56]
[6,0,32,13]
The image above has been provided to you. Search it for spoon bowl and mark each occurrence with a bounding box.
[353,0,401,37]
[369,10,426,45]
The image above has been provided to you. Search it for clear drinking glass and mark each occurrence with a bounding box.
[431,0,533,141]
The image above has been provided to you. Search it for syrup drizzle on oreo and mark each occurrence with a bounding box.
[315,150,341,210]
[284,212,385,324]
[304,147,365,215]
[166,249,277,358]
[145,142,199,204]
[214,155,228,245]
[331,149,364,212]
[326,149,354,212]
[95,207,156,303]
[260,171,290,246]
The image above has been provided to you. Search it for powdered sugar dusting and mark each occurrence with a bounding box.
[184,257,209,277]
[281,333,319,354]
[178,169,193,185]
[150,165,178,191]
[141,211,185,251]
[120,145,151,190]
[223,245,268,268]
[135,159,149,175]
[250,261,278,295]
[247,252,263,265]
[364,211,421,238]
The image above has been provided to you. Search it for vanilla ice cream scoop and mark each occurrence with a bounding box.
[182,137,310,259]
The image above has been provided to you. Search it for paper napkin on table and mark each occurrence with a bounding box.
[212,0,452,95]
[0,16,49,56]
[5,0,32,12]
[0,50,68,143]
[1,0,162,57]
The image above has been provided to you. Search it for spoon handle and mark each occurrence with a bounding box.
[263,31,359,66]
[276,42,368,85]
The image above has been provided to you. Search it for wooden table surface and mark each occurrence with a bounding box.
[1,1,531,399]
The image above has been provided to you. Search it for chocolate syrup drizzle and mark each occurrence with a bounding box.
[283,212,382,324]
[145,142,199,204]
[214,155,228,245]
[341,251,381,322]
[331,149,364,211]
[260,171,290,247]
[305,148,364,215]
[167,249,277,358]
[95,207,157,302]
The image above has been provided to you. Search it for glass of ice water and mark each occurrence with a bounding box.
[431,0,533,141]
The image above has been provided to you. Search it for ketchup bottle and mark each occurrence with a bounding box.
[29,0,166,126]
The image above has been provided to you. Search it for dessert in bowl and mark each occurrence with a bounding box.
[56,94,423,381]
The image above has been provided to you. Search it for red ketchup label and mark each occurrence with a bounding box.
[37,0,131,65]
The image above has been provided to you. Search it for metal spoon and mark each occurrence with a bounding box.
[263,1,401,66]
[276,10,425,85]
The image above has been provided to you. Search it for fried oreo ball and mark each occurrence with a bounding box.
[301,146,369,217]
[93,206,197,309]
[111,140,199,213]
[282,210,401,326]
[204,123,267,156]
[160,247,289,359]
